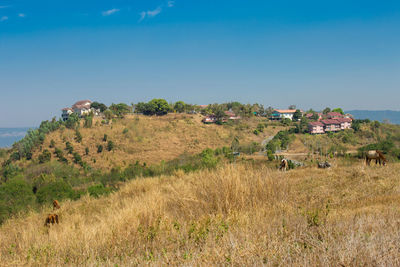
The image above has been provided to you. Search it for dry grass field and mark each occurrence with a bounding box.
[32,114,283,169]
[1,161,400,266]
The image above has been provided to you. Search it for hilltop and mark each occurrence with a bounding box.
[30,113,284,169]
[1,161,400,265]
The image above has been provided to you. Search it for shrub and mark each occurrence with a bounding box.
[38,150,52,164]
[73,152,83,166]
[36,179,75,204]
[122,128,129,134]
[200,148,219,168]
[107,141,114,151]
[0,178,36,224]
[84,116,93,128]
[49,139,55,148]
[256,123,265,132]
[87,184,112,198]
[75,129,82,143]
[85,147,89,155]
[66,142,74,154]
[253,129,259,135]
[103,134,108,142]
[97,145,103,153]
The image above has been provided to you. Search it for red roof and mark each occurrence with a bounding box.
[224,111,236,117]
[309,121,324,127]
[72,100,92,109]
[335,117,352,123]
[327,112,343,117]
[321,119,341,125]
[62,108,72,111]
[274,109,297,114]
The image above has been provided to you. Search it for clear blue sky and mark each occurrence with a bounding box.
[1,0,399,127]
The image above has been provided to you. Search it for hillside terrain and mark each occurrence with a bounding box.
[1,161,400,265]
[29,114,284,170]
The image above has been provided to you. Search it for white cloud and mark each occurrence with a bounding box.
[0,5,10,9]
[0,16,8,22]
[139,6,162,21]
[18,13,25,18]
[167,1,175,8]
[102,8,120,16]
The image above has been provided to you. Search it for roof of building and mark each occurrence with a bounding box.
[224,111,236,116]
[327,112,343,117]
[309,121,324,127]
[72,100,92,109]
[321,119,341,125]
[62,108,73,111]
[273,109,297,114]
[335,117,352,123]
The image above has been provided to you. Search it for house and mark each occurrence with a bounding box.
[335,117,352,130]
[308,121,325,134]
[62,100,100,121]
[224,111,241,120]
[321,119,341,132]
[61,108,73,122]
[270,109,297,120]
[305,112,323,121]
[202,115,217,124]
[72,100,92,117]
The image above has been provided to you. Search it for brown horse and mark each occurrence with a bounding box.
[44,214,59,227]
[53,200,60,210]
[366,150,387,166]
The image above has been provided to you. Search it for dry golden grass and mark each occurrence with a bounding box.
[32,114,282,169]
[1,162,400,266]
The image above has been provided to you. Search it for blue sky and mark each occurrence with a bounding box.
[0,0,400,127]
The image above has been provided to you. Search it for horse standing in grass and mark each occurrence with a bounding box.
[366,150,387,166]
[279,159,288,171]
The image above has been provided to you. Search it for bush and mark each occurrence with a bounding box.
[49,139,55,148]
[103,134,108,142]
[97,145,103,153]
[75,129,82,143]
[253,129,259,135]
[66,142,74,154]
[256,123,265,132]
[36,179,75,204]
[87,184,112,198]
[73,152,83,166]
[107,141,114,151]
[200,148,219,168]
[85,147,89,155]
[38,150,52,164]
[0,178,36,224]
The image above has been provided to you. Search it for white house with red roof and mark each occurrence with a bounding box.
[62,100,98,121]
[308,121,325,134]
[271,109,297,120]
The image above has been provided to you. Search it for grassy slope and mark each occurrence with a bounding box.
[31,114,283,170]
[1,161,400,265]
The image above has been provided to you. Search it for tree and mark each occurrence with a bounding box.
[91,102,107,112]
[107,140,114,151]
[173,101,186,113]
[109,103,131,118]
[103,109,113,120]
[292,109,302,121]
[65,113,79,129]
[332,108,344,115]
[148,99,171,116]
[97,145,103,153]
[322,107,331,114]
[38,150,51,164]
[0,179,36,224]
[75,129,82,143]
[36,179,75,204]
[288,105,296,110]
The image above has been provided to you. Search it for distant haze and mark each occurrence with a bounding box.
[346,110,400,125]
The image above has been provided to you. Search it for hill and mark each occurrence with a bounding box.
[1,161,400,265]
[346,110,400,124]
[29,114,284,170]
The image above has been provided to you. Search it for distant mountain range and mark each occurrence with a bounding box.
[346,110,400,125]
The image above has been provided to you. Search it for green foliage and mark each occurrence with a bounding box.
[73,152,83,166]
[267,150,274,161]
[66,142,74,154]
[332,108,344,115]
[256,123,265,132]
[238,142,262,154]
[36,179,76,204]
[107,140,114,151]
[200,148,219,168]
[87,184,112,198]
[85,147,89,155]
[292,109,302,121]
[136,99,171,116]
[322,107,331,114]
[1,164,21,182]
[97,145,103,153]
[75,129,82,143]
[0,179,36,224]
[266,130,294,153]
[173,101,186,113]
[110,103,131,118]
[38,149,52,164]
[49,139,56,148]
[103,134,108,142]
[281,118,292,126]
[122,128,129,134]
[65,113,79,129]
[103,109,113,120]
[84,116,93,128]
[253,129,259,135]
[91,102,107,112]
